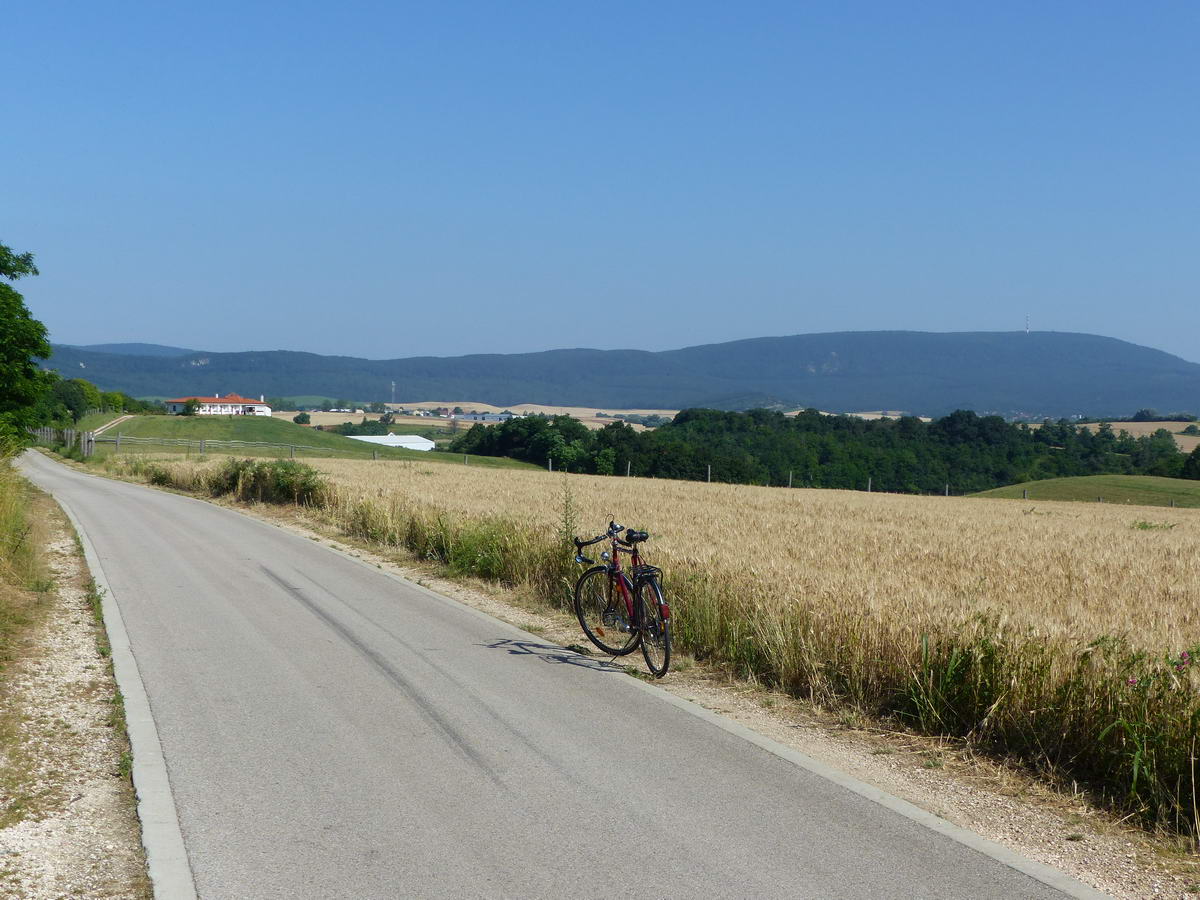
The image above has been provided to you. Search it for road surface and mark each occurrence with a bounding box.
[19,452,1100,899]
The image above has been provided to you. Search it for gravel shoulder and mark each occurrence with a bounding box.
[0,483,149,898]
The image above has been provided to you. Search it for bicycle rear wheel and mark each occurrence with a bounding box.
[574,567,640,656]
[638,578,671,677]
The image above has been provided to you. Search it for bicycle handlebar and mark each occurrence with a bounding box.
[574,522,648,551]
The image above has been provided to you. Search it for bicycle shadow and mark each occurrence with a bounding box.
[481,638,627,673]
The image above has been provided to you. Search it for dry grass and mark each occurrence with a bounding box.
[100,453,1200,835]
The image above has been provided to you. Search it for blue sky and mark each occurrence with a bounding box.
[5,2,1197,360]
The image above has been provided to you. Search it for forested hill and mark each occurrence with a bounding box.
[46,331,1200,417]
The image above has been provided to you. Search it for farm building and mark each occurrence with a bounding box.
[454,412,519,422]
[166,393,271,416]
[345,434,436,451]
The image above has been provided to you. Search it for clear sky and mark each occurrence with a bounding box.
[5,2,1198,361]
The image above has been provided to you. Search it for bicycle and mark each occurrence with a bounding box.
[572,520,671,677]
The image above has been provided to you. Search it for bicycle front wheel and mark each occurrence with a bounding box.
[638,578,671,677]
[574,567,640,656]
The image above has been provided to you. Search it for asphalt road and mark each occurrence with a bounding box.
[20,452,1098,899]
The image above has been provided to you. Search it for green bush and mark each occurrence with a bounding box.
[208,458,325,505]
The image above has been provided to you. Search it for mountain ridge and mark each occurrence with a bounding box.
[45,331,1200,418]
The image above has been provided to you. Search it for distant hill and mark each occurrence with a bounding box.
[60,342,197,357]
[44,331,1200,418]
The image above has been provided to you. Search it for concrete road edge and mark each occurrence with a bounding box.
[54,490,198,900]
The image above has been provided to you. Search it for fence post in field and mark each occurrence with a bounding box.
[373,449,378,460]
[200,439,206,455]
[115,432,123,452]
[464,455,468,465]
[626,460,631,477]
[1097,496,1102,503]
[944,483,949,497]
[707,464,711,483]
[548,457,553,472]
[1171,498,1175,508]
[788,470,793,488]
[290,445,296,458]
[1023,488,1028,499]
[867,477,872,493]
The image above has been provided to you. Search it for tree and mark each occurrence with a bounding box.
[181,398,200,416]
[0,241,51,441]
[1183,446,1200,481]
[293,412,311,425]
[0,245,38,280]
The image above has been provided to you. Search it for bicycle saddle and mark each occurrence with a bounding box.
[625,529,649,543]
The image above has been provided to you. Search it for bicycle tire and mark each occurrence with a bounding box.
[637,578,671,677]
[574,566,640,656]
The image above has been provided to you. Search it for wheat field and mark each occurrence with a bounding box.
[307,458,1200,650]
[101,452,1200,832]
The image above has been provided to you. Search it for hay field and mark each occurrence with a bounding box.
[271,411,383,427]
[392,401,674,430]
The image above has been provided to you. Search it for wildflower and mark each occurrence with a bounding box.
[1182,651,1191,663]
[1127,676,1139,686]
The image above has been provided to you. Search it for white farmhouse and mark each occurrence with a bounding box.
[345,434,436,452]
[166,393,272,416]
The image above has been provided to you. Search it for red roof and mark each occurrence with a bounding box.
[166,394,265,404]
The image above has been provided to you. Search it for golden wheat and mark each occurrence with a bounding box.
[304,458,1199,647]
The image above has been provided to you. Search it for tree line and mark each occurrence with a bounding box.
[450,408,1200,492]
[0,241,160,446]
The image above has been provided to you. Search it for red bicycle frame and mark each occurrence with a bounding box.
[607,536,669,624]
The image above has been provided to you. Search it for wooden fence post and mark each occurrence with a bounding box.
[867,477,872,493]
[1022,488,1028,499]
[707,464,711,483]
